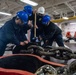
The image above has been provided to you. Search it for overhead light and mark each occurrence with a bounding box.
[20,0,38,6]
[62,17,69,20]
[54,11,59,15]
[0,23,4,27]
[0,12,12,16]
[55,23,58,25]
[70,22,76,24]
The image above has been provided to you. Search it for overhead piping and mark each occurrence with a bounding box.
[51,16,76,23]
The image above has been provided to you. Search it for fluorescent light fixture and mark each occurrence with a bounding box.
[55,23,58,25]
[70,22,76,24]
[62,17,69,20]
[0,12,12,16]
[20,0,38,6]
[54,11,59,15]
[0,23,4,27]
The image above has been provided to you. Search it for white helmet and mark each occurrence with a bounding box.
[37,7,45,14]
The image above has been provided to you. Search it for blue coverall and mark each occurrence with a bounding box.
[0,17,27,56]
[15,25,28,42]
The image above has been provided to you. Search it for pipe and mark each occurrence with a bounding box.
[51,16,76,23]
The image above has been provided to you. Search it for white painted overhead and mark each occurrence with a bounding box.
[0,0,76,23]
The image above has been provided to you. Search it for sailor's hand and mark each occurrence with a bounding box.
[35,25,38,29]
[45,40,48,44]
[28,21,33,28]
[24,40,29,44]
[39,36,42,41]
[20,42,25,46]
[33,9,37,14]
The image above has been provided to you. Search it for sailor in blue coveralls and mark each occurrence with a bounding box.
[0,11,28,56]
[42,15,64,46]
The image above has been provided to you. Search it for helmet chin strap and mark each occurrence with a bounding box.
[48,21,50,25]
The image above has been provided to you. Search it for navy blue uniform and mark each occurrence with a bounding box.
[22,24,31,34]
[16,24,31,42]
[29,13,44,41]
[0,17,27,56]
[42,22,64,46]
